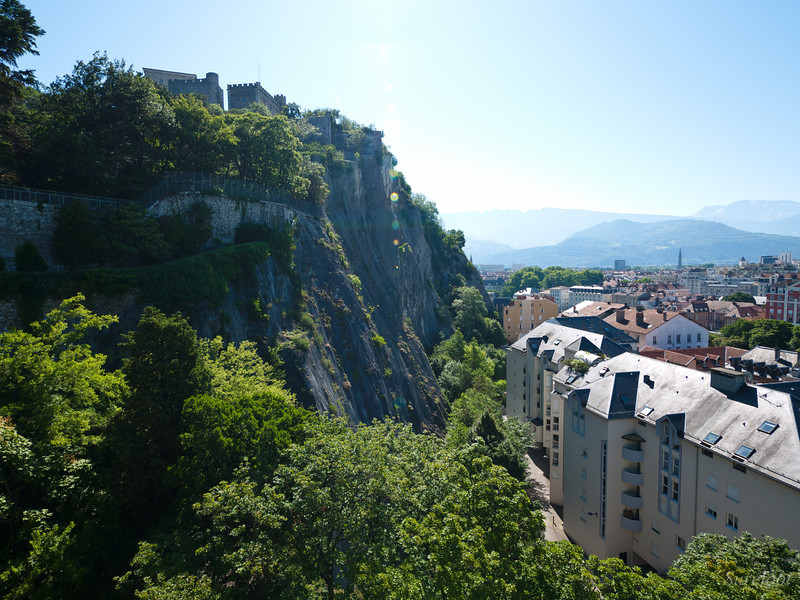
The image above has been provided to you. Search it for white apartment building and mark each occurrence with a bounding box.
[557,355,800,572]
[543,286,571,311]
[568,286,617,308]
[603,307,709,352]
[505,318,635,504]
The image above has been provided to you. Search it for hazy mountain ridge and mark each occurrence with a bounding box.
[447,200,800,265]
[478,218,800,268]
[441,208,680,249]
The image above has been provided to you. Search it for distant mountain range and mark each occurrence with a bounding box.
[691,200,800,235]
[442,200,800,267]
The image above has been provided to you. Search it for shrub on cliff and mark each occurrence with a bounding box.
[14,240,46,271]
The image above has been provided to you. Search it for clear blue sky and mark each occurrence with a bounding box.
[18,0,800,216]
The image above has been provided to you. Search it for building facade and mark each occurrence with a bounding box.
[502,294,559,344]
[602,307,709,351]
[766,279,800,323]
[559,357,800,572]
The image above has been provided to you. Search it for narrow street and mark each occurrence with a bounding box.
[526,448,568,542]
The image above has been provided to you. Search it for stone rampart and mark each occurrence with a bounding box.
[146,194,301,243]
[0,199,58,270]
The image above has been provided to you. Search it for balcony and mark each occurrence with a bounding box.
[622,445,644,462]
[621,468,644,486]
[621,513,643,532]
[621,490,644,509]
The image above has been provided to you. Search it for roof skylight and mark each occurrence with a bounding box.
[757,421,778,434]
[702,432,722,445]
[734,445,755,460]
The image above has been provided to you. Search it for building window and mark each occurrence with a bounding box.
[553,416,560,431]
[671,480,679,501]
[581,446,588,459]
[676,535,686,552]
[727,513,739,531]
[662,452,669,471]
[676,334,681,344]
[707,474,718,491]
[706,503,717,519]
[552,434,559,449]
[581,467,587,480]
[652,518,660,534]
[580,488,587,501]
[697,333,701,342]
[652,335,657,345]
[673,456,680,476]
[727,484,739,503]
[661,475,669,495]
[651,543,660,558]
[667,335,672,344]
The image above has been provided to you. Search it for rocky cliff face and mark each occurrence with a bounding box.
[1,150,481,432]
[144,153,480,431]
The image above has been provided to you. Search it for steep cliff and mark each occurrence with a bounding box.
[0,151,482,432]
[161,152,478,430]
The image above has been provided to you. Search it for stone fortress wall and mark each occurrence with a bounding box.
[0,198,59,270]
[227,82,286,114]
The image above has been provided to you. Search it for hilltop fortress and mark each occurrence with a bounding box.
[143,68,286,113]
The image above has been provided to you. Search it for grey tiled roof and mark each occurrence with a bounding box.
[572,353,800,491]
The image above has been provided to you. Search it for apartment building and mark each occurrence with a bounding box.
[557,355,800,572]
[602,307,709,351]
[505,318,635,504]
[766,278,800,323]
[502,294,559,344]
[569,286,617,307]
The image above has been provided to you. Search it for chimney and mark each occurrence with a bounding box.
[635,306,645,327]
[616,308,625,323]
[663,310,668,322]
[775,347,781,361]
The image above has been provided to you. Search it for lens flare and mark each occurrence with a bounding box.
[393,239,400,246]
[392,220,400,230]
[390,192,399,202]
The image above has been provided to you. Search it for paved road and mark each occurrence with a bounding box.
[526,448,568,542]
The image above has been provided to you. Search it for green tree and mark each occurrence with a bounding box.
[669,532,800,599]
[225,111,309,197]
[716,319,794,350]
[0,297,124,598]
[0,0,43,177]
[0,0,43,98]
[13,239,45,271]
[121,421,546,600]
[52,199,97,267]
[167,94,235,173]
[110,307,210,528]
[722,291,756,304]
[176,389,310,497]
[97,203,168,266]
[23,53,174,198]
